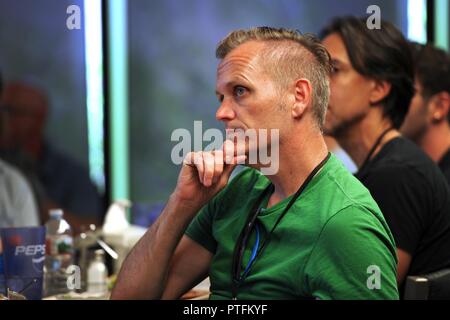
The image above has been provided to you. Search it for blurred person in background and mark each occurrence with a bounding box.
[0,69,39,228]
[321,17,450,290]
[0,81,103,232]
[401,43,450,184]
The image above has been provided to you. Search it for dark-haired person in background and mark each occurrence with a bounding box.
[401,44,450,184]
[320,17,450,289]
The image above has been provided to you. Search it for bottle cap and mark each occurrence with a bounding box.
[49,209,64,219]
[94,249,105,260]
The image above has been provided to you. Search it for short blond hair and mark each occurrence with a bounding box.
[216,27,332,129]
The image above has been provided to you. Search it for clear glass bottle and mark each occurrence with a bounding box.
[87,249,107,294]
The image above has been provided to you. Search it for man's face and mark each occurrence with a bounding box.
[322,33,374,137]
[215,41,288,155]
[400,79,430,142]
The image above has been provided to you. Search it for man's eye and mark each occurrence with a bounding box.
[331,66,339,74]
[234,86,247,97]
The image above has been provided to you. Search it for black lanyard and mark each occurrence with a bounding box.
[231,152,331,300]
[357,127,394,175]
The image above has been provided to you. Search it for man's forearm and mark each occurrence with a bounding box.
[110,194,200,299]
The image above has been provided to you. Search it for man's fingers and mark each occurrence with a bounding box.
[222,140,235,163]
[183,152,205,184]
[194,152,205,184]
[183,152,196,166]
[183,149,245,187]
[202,152,215,187]
[213,151,224,184]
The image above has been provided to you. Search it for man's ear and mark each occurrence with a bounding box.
[430,91,450,123]
[292,78,312,119]
[369,80,392,105]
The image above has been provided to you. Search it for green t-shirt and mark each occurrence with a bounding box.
[185,154,399,300]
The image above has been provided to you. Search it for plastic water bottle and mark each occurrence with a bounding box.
[44,209,74,296]
[87,249,107,294]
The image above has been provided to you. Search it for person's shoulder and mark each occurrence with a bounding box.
[317,203,396,254]
[359,138,450,219]
[0,158,38,224]
[366,137,447,187]
[372,137,440,176]
[324,203,389,232]
[316,154,382,214]
[295,155,387,240]
[304,203,399,300]
[0,158,30,193]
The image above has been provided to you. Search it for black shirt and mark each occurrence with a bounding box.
[355,137,450,277]
[438,148,450,185]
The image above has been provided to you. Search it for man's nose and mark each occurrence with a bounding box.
[216,99,236,122]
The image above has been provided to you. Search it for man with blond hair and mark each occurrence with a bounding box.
[112,27,399,300]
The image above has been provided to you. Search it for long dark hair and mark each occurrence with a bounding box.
[320,16,414,129]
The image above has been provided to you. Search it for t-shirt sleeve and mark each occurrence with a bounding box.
[361,165,430,255]
[304,205,399,300]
